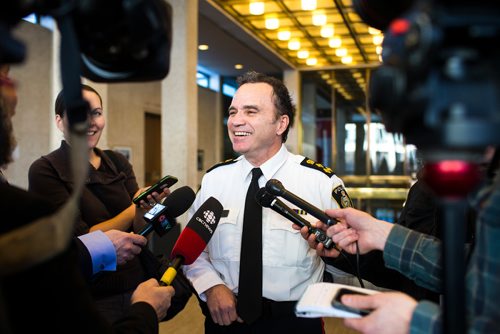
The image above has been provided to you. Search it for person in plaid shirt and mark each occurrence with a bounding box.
[298,171,500,334]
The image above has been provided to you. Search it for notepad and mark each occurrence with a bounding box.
[295,282,379,318]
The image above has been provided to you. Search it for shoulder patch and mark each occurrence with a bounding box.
[332,185,353,208]
[300,157,335,177]
[206,158,237,173]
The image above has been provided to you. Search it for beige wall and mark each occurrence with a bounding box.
[106,82,161,187]
[5,21,220,191]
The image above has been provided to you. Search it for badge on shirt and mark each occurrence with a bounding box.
[332,185,353,208]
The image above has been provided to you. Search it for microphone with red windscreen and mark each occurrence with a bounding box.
[159,196,223,285]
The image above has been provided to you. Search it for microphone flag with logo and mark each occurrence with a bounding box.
[139,185,195,236]
[160,196,223,285]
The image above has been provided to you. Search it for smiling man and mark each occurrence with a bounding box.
[183,71,353,333]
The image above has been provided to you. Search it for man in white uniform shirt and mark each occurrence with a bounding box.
[183,71,352,333]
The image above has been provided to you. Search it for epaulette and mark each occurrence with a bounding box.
[206,158,237,173]
[300,157,335,178]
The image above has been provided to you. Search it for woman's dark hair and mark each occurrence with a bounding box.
[236,71,296,143]
[55,84,102,117]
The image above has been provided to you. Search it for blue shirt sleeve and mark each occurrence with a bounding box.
[77,230,117,275]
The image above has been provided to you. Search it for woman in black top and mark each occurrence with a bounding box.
[28,85,173,323]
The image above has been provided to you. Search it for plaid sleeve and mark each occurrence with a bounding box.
[383,225,442,293]
[410,301,442,334]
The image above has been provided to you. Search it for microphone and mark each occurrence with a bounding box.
[160,196,223,285]
[255,188,335,250]
[265,179,338,226]
[139,186,196,237]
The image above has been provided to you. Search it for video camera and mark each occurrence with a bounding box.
[0,0,172,82]
[355,0,500,161]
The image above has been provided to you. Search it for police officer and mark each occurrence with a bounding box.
[183,71,353,333]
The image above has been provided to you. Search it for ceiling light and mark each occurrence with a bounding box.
[234,64,244,69]
[198,44,209,51]
[288,39,300,50]
[373,34,384,45]
[249,1,265,15]
[320,24,334,38]
[376,46,383,55]
[301,0,317,11]
[312,11,326,26]
[306,57,317,66]
[297,50,309,59]
[368,27,381,35]
[335,48,347,57]
[277,30,291,41]
[328,37,341,48]
[341,56,353,64]
[265,15,279,30]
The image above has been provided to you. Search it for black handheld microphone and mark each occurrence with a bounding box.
[255,188,335,249]
[265,179,338,226]
[139,186,196,237]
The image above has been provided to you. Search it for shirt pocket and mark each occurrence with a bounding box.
[264,211,311,268]
[209,207,241,262]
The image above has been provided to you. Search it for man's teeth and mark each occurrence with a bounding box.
[235,131,250,136]
[87,131,96,136]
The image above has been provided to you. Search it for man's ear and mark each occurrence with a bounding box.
[276,114,289,136]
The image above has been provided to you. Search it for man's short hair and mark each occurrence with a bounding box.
[236,71,296,143]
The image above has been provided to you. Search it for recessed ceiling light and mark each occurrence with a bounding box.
[249,1,264,15]
[277,30,291,41]
[312,11,326,26]
[328,37,341,48]
[288,39,301,50]
[301,0,317,11]
[306,57,317,66]
[265,15,279,30]
[320,24,334,38]
[341,56,353,64]
[297,50,309,59]
[335,48,347,57]
[198,44,209,51]
[234,64,244,70]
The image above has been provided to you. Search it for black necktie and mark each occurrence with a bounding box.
[237,167,263,324]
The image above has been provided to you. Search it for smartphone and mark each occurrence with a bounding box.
[331,288,372,316]
[133,175,178,205]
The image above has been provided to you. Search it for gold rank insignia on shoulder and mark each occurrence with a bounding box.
[332,185,353,208]
[206,158,237,173]
[293,208,307,215]
[300,157,335,177]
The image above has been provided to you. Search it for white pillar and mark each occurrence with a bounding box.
[283,69,302,155]
[161,0,199,192]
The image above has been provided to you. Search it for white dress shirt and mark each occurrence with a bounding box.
[183,145,348,302]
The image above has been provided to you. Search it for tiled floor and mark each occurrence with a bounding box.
[159,296,358,334]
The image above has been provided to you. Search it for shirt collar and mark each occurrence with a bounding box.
[240,144,288,181]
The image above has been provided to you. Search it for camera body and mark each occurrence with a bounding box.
[356,0,500,161]
[0,0,172,82]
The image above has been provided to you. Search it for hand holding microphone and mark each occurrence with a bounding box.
[160,196,223,286]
